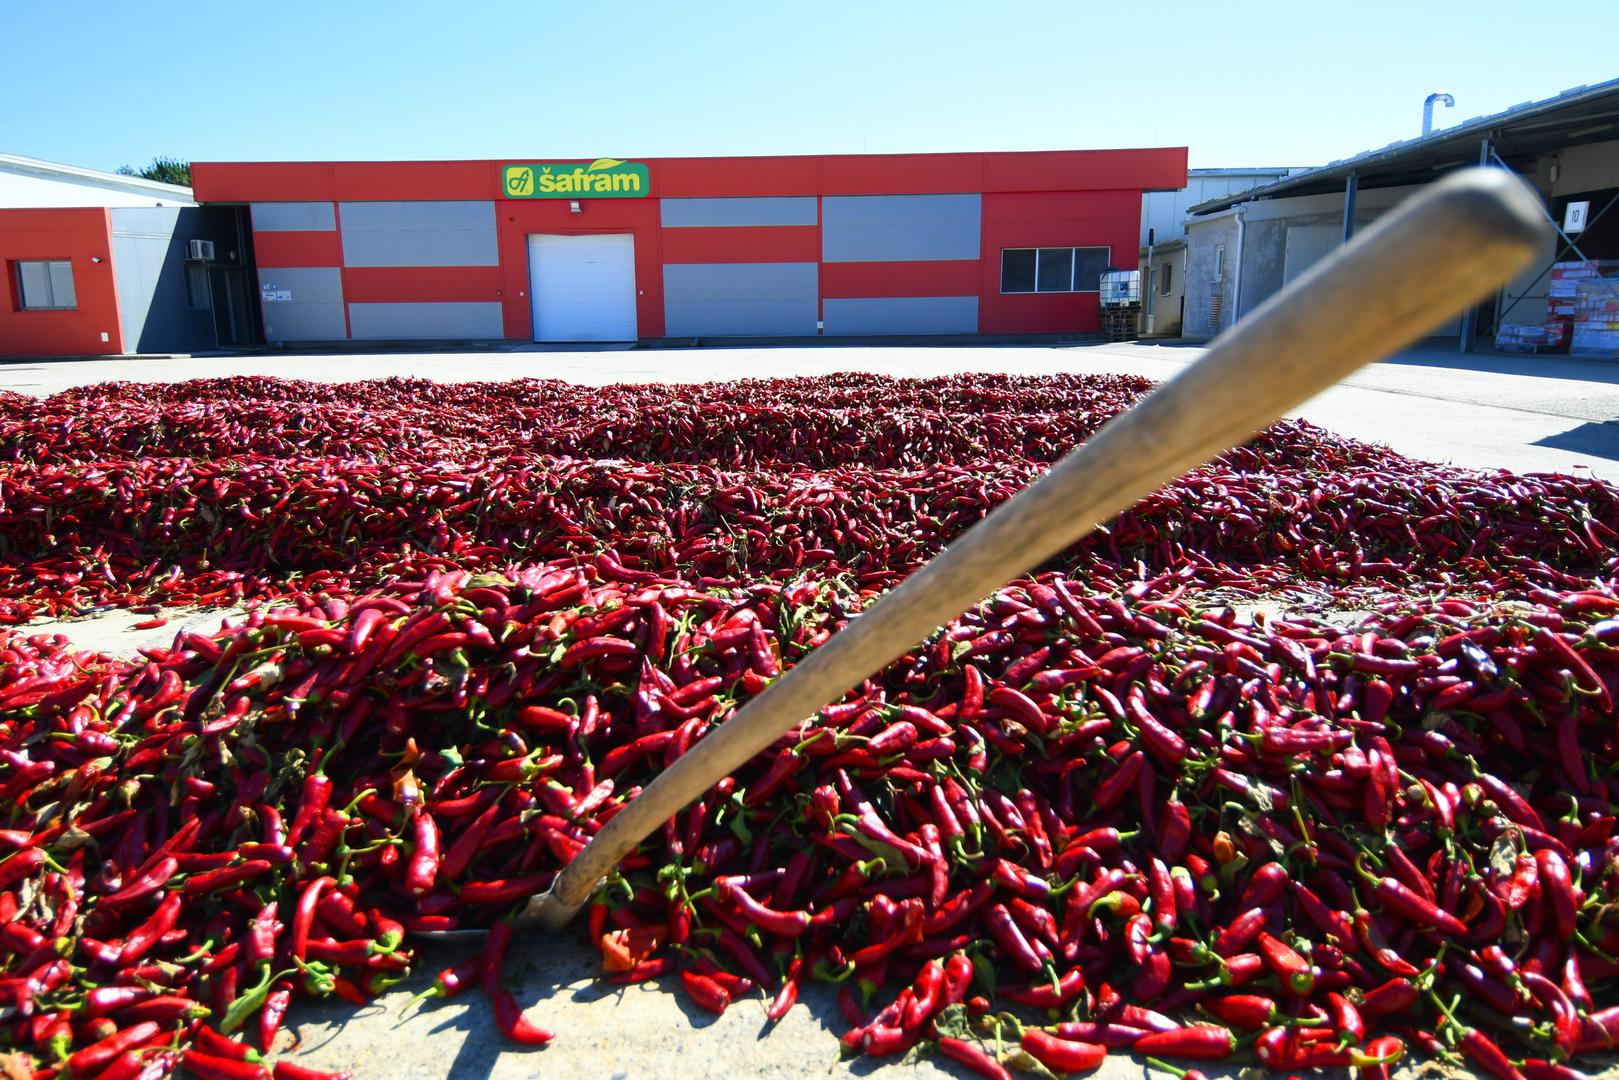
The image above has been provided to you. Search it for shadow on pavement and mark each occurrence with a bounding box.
[1376,345,1619,385]
[1533,420,1619,462]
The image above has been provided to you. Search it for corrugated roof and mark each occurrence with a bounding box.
[1188,77,1619,215]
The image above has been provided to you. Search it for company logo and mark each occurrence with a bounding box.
[502,159,649,199]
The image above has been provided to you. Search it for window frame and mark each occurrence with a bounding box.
[1159,261,1173,296]
[14,259,77,311]
[1213,244,1226,283]
[999,245,1113,295]
[999,248,1038,294]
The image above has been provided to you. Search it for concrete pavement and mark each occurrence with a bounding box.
[2,339,1615,481]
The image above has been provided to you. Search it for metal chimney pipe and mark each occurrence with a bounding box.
[1423,92,1456,136]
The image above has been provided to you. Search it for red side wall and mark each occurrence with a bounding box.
[979,190,1144,335]
[191,148,1186,341]
[0,208,122,356]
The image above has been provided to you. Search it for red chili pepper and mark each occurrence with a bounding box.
[1371,875,1466,936]
[1134,1025,1236,1061]
[196,1026,262,1063]
[1212,907,1267,957]
[489,988,554,1045]
[273,1063,354,1080]
[1459,1028,1525,1080]
[937,1036,1012,1079]
[66,1021,164,1077]
[403,810,440,897]
[1021,1028,1107,1073]
[680,969,731,1015]
[1249,939,1314,997]
[290,876,335,963]
[183,1050,271,1080]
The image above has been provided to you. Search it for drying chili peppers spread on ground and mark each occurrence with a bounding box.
[1,372,1618,1080]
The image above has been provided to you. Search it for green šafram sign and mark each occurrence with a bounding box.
[503,159,649,199]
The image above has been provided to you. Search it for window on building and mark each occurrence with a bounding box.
[1213,245,1226,282]
[1036,249,1073,293]
[1001,247,1111,294]
[1073,248,1110,292]
[1001,249,1037,293]
[185,265,211,311]
[15,260,76,311]
[1159,262,1173,296]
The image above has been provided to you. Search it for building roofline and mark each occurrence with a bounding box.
[0,152,195,201]
[1186,76,1619,215]
[1185,166,1299,176]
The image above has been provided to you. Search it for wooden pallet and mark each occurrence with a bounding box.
[1102,305,1140,343]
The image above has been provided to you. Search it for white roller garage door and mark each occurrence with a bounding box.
[527,233,638,341]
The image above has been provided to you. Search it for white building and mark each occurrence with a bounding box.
[0,153,194,209]
[1138,167,1298,336]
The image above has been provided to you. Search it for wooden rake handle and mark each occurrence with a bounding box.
[518,167,1545,929]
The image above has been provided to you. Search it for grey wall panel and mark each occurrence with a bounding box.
[822,296,979,336]
[348,302,505,341]
[257,267,343,305]
[663,262,817,300]
[660,197,818,228]
[108,207,229,352]
[338,201,497,267]
[340,201,494,230]
[109,206,182,236]
[250,202,336,232]
[662,262,818,337]
[258,266,345,343]
[665,300,819,337]
[822,194,981,262]
[261,304,347,342]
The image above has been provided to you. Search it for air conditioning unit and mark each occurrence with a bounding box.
[187,239,215,262]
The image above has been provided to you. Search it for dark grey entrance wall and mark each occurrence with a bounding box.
[109,207,241,353]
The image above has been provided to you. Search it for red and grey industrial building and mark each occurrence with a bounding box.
[2,148,1187,355]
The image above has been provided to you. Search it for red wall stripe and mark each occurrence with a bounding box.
[653,156,822,198]
[190,162,336,201]
[342,266,505,304]
[252,230,343,268]
[821,260,981,299]
[192,149,1187,203]
[331,161,500,202]
[659,226,820,264]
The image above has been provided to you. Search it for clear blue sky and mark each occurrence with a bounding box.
[5,0,1614,174]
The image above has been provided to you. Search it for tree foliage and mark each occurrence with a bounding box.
[115,157,191,186]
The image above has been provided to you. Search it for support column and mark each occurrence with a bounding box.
[1342,172,1358,244]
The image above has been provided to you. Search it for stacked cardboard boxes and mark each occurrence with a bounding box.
[1555,260,1619,359]
[1573,279,1619,358]
[1496,323,1567,353]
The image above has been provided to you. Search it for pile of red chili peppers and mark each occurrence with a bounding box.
[1,373,1618,1079]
